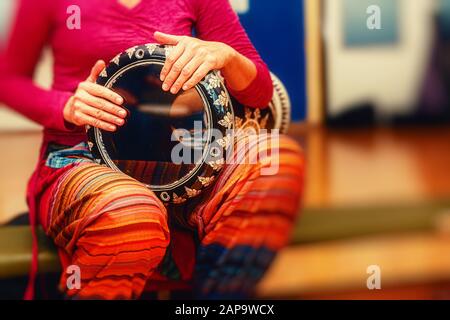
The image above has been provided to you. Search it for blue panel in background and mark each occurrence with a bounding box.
[235,0,306,121]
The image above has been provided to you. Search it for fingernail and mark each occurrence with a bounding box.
[116,97,123,104]
[116,118,124,125]
[171,87,177,94]
[182,85,188,91]
[119,110,127,117]
[162,83,169,91]
[160,74,165,81]
[109,125,116,131]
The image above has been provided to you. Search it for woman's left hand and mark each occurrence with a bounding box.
[154,31,237,94]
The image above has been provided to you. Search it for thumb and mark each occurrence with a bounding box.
[87,60,106,83]
[154,31,182,45]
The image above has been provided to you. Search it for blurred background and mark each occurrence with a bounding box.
[1,0,450,299]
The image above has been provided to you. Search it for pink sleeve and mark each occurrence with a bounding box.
[192,0,273,108]
[0,0,73,131]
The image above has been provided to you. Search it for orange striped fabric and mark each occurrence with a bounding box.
[46,164,170,299]
[39,134,304,299]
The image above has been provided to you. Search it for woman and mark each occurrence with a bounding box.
[0,0,304,299]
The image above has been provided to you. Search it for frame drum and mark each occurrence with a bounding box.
[87,44,290,205]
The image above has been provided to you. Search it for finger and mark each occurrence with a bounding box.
[78,90,127,118]
[160,41,186,82]
[77,112,117,132]
[86,60,106,83]
[79,82,124,106]
[172,55,204,94]
[76,100,125,127]
[183,63,212,91]
[163,50,195,93]
[154,31,183,45]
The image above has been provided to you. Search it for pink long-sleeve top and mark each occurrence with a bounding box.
[0,0,273,143]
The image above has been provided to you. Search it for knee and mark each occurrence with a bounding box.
[276,134,305,173]
[96,185,169,239]
[49,164,170,259]
[63,187,170,299]
[77,182,170,254]
[247,134,305,208]
[248,133,305,178]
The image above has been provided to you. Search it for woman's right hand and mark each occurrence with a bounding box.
[63,60,127,132]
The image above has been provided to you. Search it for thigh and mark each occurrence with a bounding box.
[196,133,305,247]
[40,162,168,255]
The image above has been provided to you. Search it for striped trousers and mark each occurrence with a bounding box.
[36,134,304,299]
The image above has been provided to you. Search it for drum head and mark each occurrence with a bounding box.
[87,44,234,205]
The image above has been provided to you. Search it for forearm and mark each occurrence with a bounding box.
[221,49,257,92]
[221,48,273,108]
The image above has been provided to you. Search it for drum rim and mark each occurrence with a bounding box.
[86,44,234,205]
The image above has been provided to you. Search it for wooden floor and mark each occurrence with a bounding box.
[293,125,450,208]
[1,125,450,298]
[258,231,450,298]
